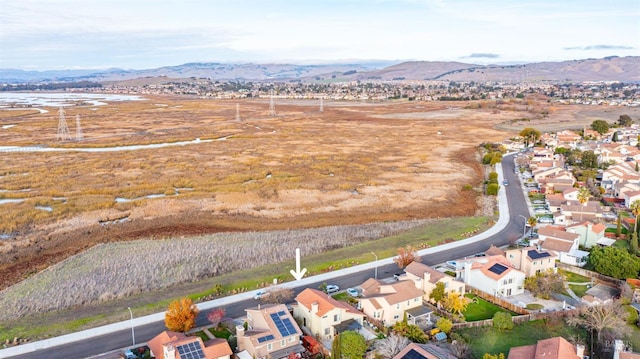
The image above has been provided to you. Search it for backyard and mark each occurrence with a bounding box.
[463,294,516,322]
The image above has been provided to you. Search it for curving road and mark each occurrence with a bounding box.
[3,153,530,359]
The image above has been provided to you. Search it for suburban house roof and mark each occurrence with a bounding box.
[393,342,457,359]
[147,331,232,359]
[360,278,423,305]
[469,256,518,280]
[245,303,302,343]
[566,221,606,234]
[485,245,506,257]
[523,247,557,261]
[507,336,580,359]
[537,226,580,241]
[295,288,361,317]
[405,261,445,284]
[541,237,574,253]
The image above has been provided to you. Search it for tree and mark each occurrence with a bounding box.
[580,150,598,169]
[165,297,199,332]
[332,332,341,359]
[436,317,453,334]
[441,292,469,316]
[340,330,367,359]
[429,282,446,304]
[527,216,537,237]
[492,312,513,331]
[482,354,505,359]
[374,332,410,359]
[392,314,429,343]
[630,200,640,240]
[612,131,620,142]
[618,114,633,127]
[590,119,610,135]
[587,246,640,279]
[207,307,226,328]
[488,172,498,183]
[519,127,540,147]
[577,187,590,222]
[260,287,294,304]
[616,213,622,238]
[394,245,421,269]
[486,183,499,196]
[524,269,564,299]
[567,300,631,343]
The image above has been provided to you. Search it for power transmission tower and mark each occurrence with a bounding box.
[235,103,241,122]
[75,114,83,141]
[268,90,276,117]
[56,106,70,141]
[319,97,323,112]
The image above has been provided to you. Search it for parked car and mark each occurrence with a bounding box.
[346,288,360,297]
[393,273,405,281]
[254,290,268,300]
[532,200,545,205]
[538,217,554,224]
[325,285,340,294]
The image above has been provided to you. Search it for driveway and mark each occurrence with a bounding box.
[504,291,574,312]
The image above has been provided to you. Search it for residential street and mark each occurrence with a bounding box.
[1,153,528,359]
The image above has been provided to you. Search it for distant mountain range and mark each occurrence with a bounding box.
[1,56,638,84]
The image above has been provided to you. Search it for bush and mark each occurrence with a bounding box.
[486,183,499,196]
[436,317,453,334]
[492,312,513,331]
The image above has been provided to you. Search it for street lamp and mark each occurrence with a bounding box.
[371,252,378,279]
[127,307,135,346]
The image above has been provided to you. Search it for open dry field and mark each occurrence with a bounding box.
[0,94,632,296]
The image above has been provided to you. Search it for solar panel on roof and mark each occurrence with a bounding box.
[176,341,205,359]
[282,318,297,335]
[401,348,428,359]
[528,250,551,260]
[488,263,508,275]
[277,310,286,316]
[257,334,274,343]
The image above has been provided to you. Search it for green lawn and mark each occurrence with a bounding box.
[559,269,591,283]
[190,330,210,342]
[568,284,589,298]
[457,319,587,358]
[614,239,630,250]
[209,327,232,339]
[463,294,515,322]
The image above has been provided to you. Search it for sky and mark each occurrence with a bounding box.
[1,0,639,70]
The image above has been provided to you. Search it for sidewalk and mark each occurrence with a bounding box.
[0,157,514,359]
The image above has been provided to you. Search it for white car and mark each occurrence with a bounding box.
[325,285,340,294]
[538,217,554,224]
[254,290,268,300]
[346,288,360,297]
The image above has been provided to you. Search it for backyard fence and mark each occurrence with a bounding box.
[557,262,624,288]
[452,307,579,329]
[468,288,529,315]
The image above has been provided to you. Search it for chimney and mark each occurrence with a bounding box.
[613,340,625,359]
[576,344,585,358]
[311,302,319,314]
[236,325,245,352]
[164,345,176,359]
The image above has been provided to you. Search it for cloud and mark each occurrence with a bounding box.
[564,45,634,51]
[463,53,500,59]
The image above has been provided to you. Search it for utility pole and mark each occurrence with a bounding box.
[371,252,378,279]
[56,106,70,141]
[268,90,276,117]
[75,114,83,141]
[235,103,241,122]
[127,307,135,346]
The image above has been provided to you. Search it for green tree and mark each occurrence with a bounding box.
[618,114,633,127]
[616,213,622,238]
[524,270,564,299]
[580,151,598,168]
[631,231,639,256]
[332,333,341,359]
[577,187,591,222]
[527,216,537,237]
[436,317,453,334]
[340,330,367,359]
[492,312,514,331]
[631,200,640,240]
[612,131,620,142]
[429,282,446,303]
[587,246,640,279]
[519,127,541,147]
[590,119,610,135]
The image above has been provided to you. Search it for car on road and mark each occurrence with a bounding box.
[325,285,340,294]
[254,290,268,300]
[502,179,509,186]
[346,288,360,297]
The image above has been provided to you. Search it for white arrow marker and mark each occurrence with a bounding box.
[290,248,307,281]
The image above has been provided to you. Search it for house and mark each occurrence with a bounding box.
[560,200,604,224]
[508,336,584,359]
[358,278,425,326]
[565,221,606,248]
[504,246,557,277]
[460,256,526,297]
[293,288,364,340]
[147,331,232,359]
[236,304,304,359]
[392,342,457,359]
[624,190,640,208]
[403,261,465,302]
[537,226,588,267]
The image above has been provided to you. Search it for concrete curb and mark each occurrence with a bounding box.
[0,156,513,358]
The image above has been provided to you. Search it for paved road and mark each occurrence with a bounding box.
[5,153,529,359]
